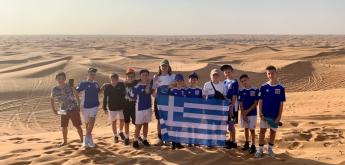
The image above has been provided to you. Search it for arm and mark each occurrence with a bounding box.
[71,87,80,108]
[102,86,108,112]
[244,100,259,116]
[258,99,263,118]
[275,102,284,123]
[50,96,58,115]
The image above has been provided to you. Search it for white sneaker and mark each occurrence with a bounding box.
[88,135,96,148]
[82,135,89,148]
[268,149,275,158]
[254,150,263,158]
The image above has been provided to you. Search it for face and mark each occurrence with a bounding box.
[140,72,149,82]
[189,78,198,86]
[223,69,233,78]
[240,77,250,87]
[176,80,184,87]
[126,73,135,82]
[110,77,118,84]
[87,72,96,80]
[56,76,66,85]
[211,74,220,83]
[160,64,169,73]
[266,70,277,81]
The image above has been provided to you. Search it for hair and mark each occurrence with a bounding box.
[266,65,277,71]
[139,69,150,75]
[110,73,119,79]
[158,65,172,76]
[55,72,66,79]
[221,65,233,71]
[239,74,249,80]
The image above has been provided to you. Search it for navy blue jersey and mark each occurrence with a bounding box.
[169,87,186,97]
[133,83,152,111]
[239,87,259,116]
[224,79,239,101]
[259,83,286,119]
[76,80,100,108]
[185,87,203,98]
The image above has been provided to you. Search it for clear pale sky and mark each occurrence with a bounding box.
[1,0,344,35]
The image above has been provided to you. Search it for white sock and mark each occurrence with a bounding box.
[259,145,264,152]
[268,144,273,150]
[117,130,123,134]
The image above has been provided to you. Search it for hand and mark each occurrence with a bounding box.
[229,111,234,118]
[53,109,58,115]
[259,112,264,119]
[242,110,248,117]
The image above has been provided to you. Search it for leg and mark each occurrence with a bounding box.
[258,128,267,146]
[269,129,276,145]
[143,123,148,139]
[62,127,68,144]
[86,117,95,136]
[112,120,117,135]
[76,126,83,143]
[250,129,256,145]
[133,124,142,149]
[244,128,249,142]
[119,119,124,132]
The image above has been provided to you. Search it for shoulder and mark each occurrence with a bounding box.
[277,83,285,89]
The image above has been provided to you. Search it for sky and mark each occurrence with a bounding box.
[0,0,345,35]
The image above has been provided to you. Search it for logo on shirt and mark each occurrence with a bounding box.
[275,89,281,95]
[266,89,270,93]
[195,90,200,95]
[250,91,256,96]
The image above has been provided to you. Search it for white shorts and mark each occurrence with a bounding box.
[260,118,277,131]
[135,108,152,125]
[108,110,124,122]
[239,115,257,130]
[81,106,98,123]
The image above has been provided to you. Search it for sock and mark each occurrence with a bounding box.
[124,133,128,139]
[268,143,274,150]
[114,133,118,137]
[118,129,123,134]
[259,144,264,152]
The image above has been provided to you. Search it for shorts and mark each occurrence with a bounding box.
[61,108,82,127]
[123,100,136,124]
[81,106,98,123]
[135,108,152,125]
[260,118,277,131]
[239,115,257,130]
[108,110,124,122]
[154,99,159,119]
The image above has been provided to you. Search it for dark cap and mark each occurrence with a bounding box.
[88,67,98,73]
[175,73,184,81]
[188,72,199,79]
[220,64,233,71]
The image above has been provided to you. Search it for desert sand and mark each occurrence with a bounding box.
[0,35,344,165]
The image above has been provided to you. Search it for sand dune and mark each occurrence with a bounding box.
[0,35,344,165]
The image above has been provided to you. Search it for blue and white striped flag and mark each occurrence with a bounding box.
[157,95,229,146]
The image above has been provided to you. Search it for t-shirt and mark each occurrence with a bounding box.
[124,80,139,101]
[76,80,100,108]
[202,81,226,99]
[259,82,286,119]
[169,87,186,97]
[224,79,239,101]
[51,85,78,111]
[155,74,176,95]
[238,87,259,116]
[133,83,152,111]
[102,82,126,111]
[185,87,203,98]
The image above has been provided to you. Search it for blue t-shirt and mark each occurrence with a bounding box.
[76,80,100,108]
[259,83,286,119]
[169,88,185,97]
[239,87,259,116]
[133,83,152,111]
[185,87,203,98]
[224,79,239,101]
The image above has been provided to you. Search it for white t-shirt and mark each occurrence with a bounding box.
[202,81,227,98]
[155,74,176,95]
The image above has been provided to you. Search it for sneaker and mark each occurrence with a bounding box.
[250,145,256,154]
[142,140,151,147]
[176,143,184,149]
[88,135,96,148]
[119,132,125,141]
[133,141,139,149]
[268,149,275,158]
[138,136,143,144]
[82,136,89,148]
[188,144,193,147]
[113,136,119,143]
[254,150,263,158]
[171,142,176,150]
[242,142,250,151]
[124,138,130,145]
[225,141,237,149]
[155,139,164,146]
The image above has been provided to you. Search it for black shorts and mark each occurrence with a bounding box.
[154,99,159,120]
[123,100,136,124]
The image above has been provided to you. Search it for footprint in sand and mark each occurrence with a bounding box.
[7,161,32,165]
[10,148,32,154]
[288,142,303,150]
[290,122,299,127]
[8,137,23,141]
[0,154,16,160]
[27,138,41,142]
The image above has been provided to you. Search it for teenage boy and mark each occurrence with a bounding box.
[50,72,83,147]
[255,65,286,158]
[132,69,153,149]
[102,73,126,143]
[238,74,259,154]
[76,67,100,148]
[221,64,239,149]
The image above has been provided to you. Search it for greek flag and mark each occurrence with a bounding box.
[157,95,229,146]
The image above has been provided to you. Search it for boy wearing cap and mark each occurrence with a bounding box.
[102,73,126,143]
[255,66,286,158]
[185,72,203,98]
[221,64,239,149]
[123,68,139,145]
[76,67,101,148]
[168,73,185,149]
[238,74,259,154]
[132,69,153,149]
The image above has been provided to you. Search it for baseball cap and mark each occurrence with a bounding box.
[160,59,170,66]
[126,68,135,75]
[210,69,221,75]
[188,72,199,79]
[175,73,184,81]
[88,67,97,73]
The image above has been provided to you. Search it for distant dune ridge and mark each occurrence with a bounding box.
[0,35,344,165]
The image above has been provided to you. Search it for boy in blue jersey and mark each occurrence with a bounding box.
[132,69,153,149]
[221,64,239,149]
[169,73,185,150]
[185,72,203,98]
[255,66,286,158]
[238,74,259,154]
[76,67,101,148]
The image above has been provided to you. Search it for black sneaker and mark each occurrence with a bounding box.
[133,141,139,149]
[119,132,125,141]
[250,145,256,154]
[171,142,176,150]
[124,138,129,145]
[241,142,250,151]
[176,143,184,149]
[138,136,143,143]
[142,140,150,147]
[188,144,193,147]
[113,136,119,143]
[225,141,237,149]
